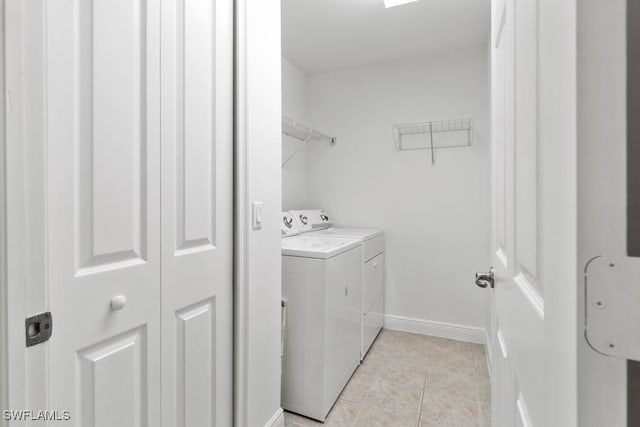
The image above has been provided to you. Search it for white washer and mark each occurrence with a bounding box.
[280,212,362,422]
[292,210,385,359]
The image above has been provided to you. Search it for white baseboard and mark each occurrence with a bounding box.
[383,314,486,344]
[264,407,284,427]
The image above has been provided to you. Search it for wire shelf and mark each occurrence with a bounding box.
[282,115,336,167]
[392,118,473,164]
[282,115,336,145]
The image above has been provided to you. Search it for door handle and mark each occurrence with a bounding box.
[475,267,495,289]
[111,295,127,310]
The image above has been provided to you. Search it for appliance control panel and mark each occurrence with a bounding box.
[290,210,332,232]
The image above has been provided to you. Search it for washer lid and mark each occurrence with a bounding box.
[281,235,360,259]
[307,227,383,241]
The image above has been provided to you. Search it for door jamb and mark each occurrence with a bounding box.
[233,0,249,425]
[2,0,29,419]
[0,0,6,418]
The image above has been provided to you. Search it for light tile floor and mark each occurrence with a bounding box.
[284,329,491,427]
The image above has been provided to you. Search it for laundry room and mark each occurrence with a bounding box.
[280,0,492,425]
[0,0,596,423]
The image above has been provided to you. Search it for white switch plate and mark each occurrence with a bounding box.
[252,201,264,230]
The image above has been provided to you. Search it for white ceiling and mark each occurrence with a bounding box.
[282,0,490,75]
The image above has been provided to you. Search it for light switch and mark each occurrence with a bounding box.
[252,201,264,230]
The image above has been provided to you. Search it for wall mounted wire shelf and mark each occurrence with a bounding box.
[282,114,336,167]
[393,118,473,164]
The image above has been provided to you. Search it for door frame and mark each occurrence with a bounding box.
[233,0,283,426]
[234,0,250,425]
[2,0,30,419]
[537,0,578,423]
[0,0,6,418]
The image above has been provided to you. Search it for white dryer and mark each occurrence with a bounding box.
[292,210,385,359]
[280,212,362,422]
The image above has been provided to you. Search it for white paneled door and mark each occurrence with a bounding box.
[46,0,163,425]
[489,0,544,425]
[160,0,234,425]
[29,0,233,425]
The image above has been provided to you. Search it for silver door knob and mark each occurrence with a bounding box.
[111,295,127,310]
[475,267,495,289]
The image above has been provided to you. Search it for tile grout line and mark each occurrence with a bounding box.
[351,351,380,427]
[473,345,490,427]
[473,354,482,427]
[476,353,483,427]
[417,354,429,427]
[349,369,368,427]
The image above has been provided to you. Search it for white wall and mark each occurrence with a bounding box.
[577,0,626,425]
[304,47,490,330]
[282,59,310,211]
[238,0,284,426]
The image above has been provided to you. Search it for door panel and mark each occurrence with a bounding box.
[491,0,545,425]
[160,0,234,425]
[78,328,146,427]
[514,0,539,280]
[516,392,534,427]
[175,300,216,427]
[76,0,148,271]
[46,0,161,424]
[493,0,508,260]
[493,326,515,426]
[176,0,216,252]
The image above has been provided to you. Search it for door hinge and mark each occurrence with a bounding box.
[25,312,53,347]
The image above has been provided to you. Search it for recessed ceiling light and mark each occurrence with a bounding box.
[383,0,419,8]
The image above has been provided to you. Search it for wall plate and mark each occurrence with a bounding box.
[585,256,640,360]
[252,201,264,230]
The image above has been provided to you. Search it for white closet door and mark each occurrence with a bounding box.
[30,0,234,425]
[45,0,162,425]
[160,0,234,425]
